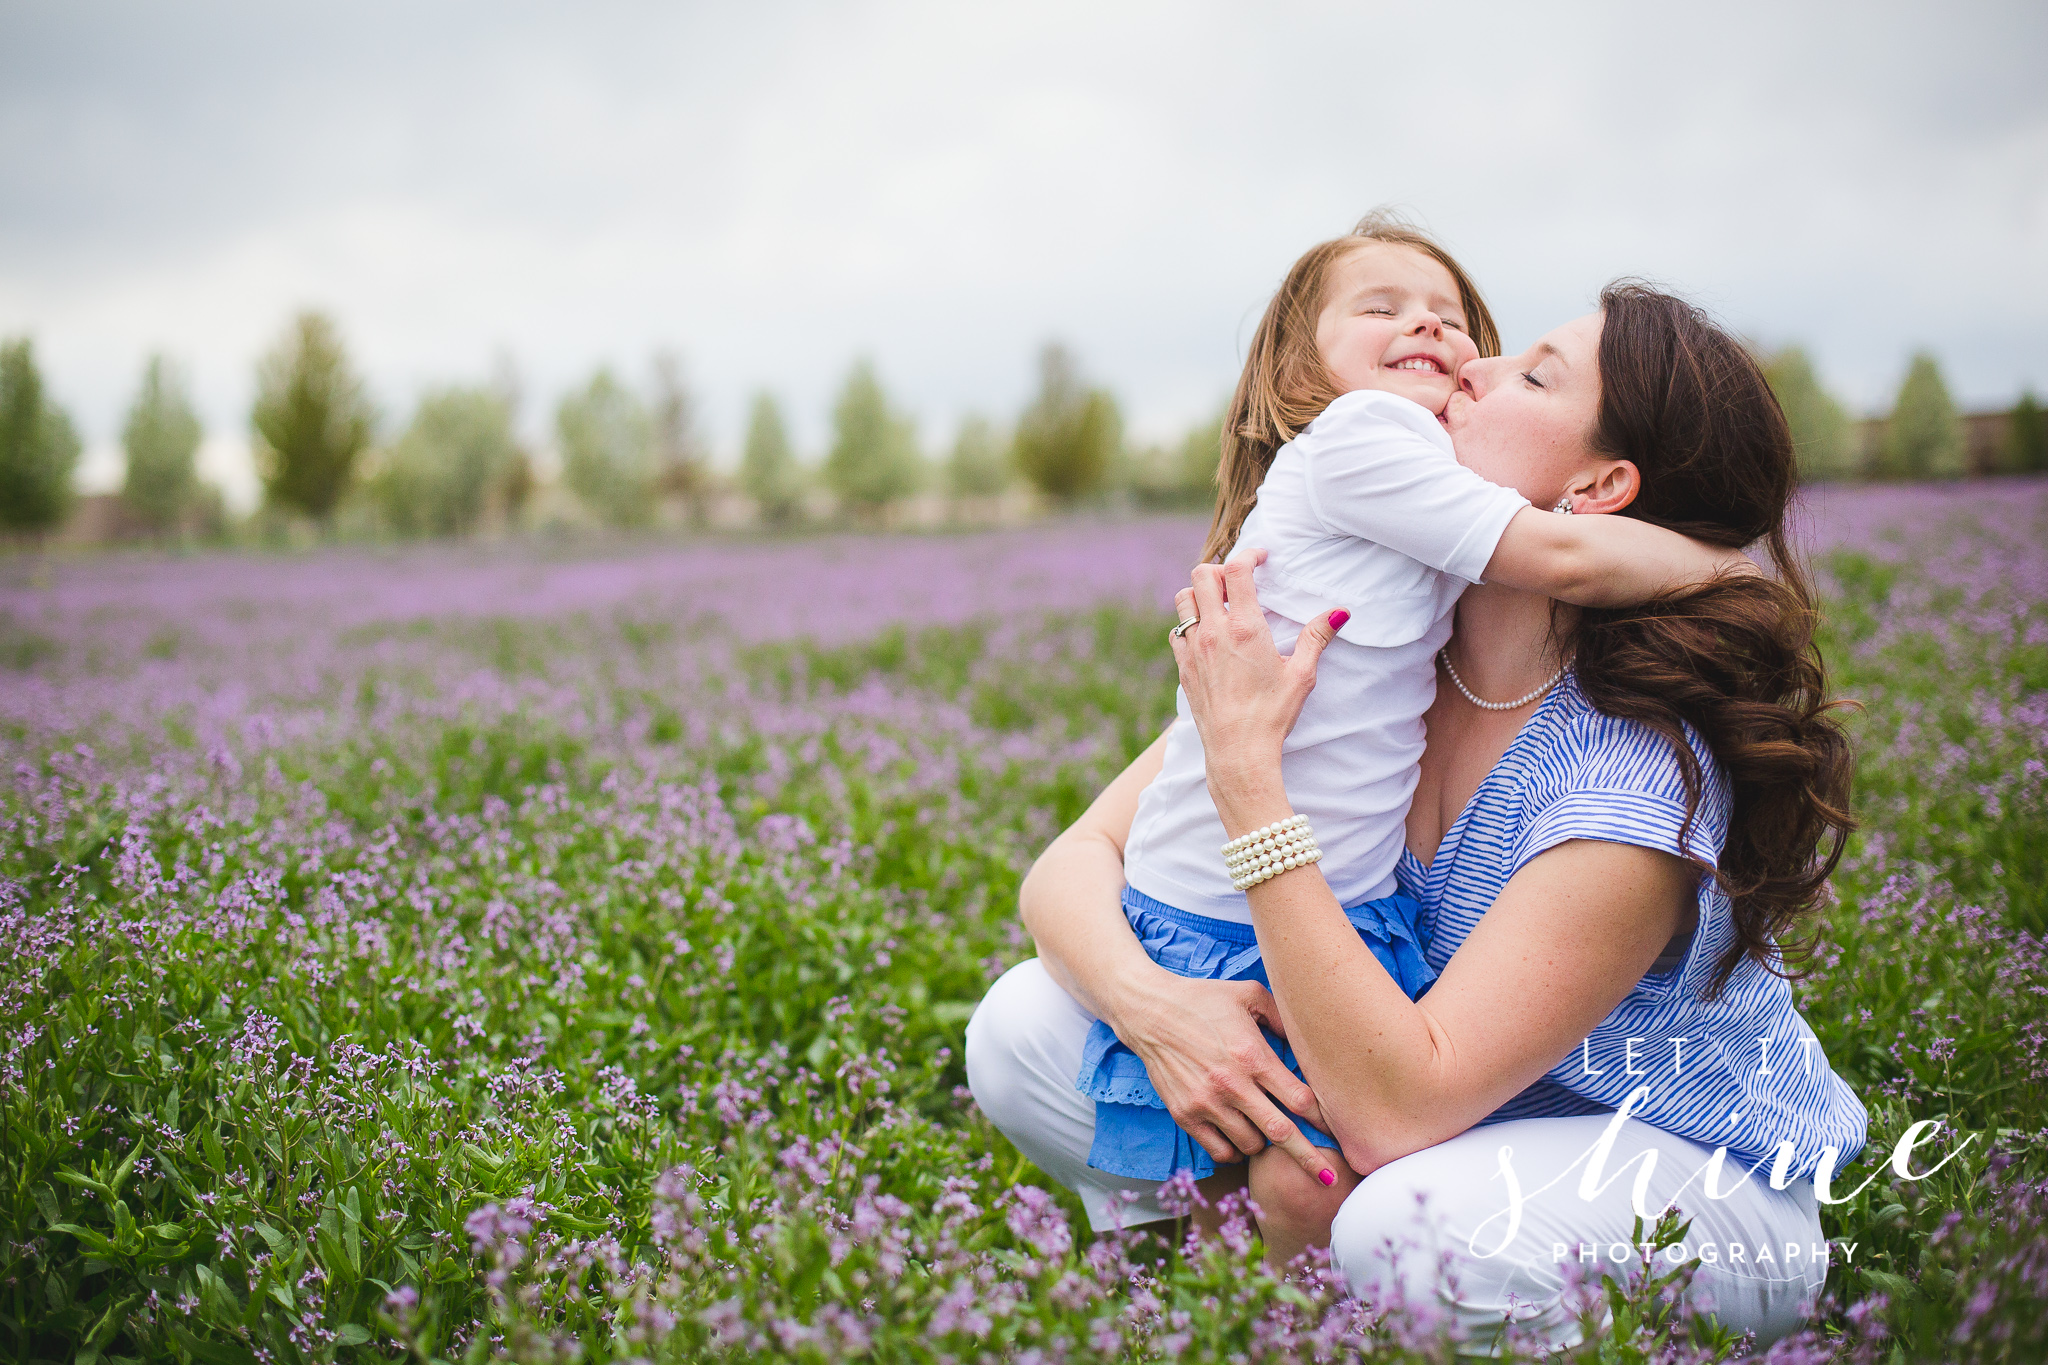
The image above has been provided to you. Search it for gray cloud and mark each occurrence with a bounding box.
[3,0,2043,505]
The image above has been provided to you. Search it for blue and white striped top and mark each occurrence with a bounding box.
[1397,672,1868,1179]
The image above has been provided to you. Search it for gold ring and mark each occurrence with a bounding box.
[1171,616,1200,639]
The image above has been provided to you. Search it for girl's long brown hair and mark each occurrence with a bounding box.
[1199,211,1501,564]
[1572,282,1857,998]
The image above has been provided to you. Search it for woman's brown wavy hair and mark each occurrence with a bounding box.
[1573,281,1856,998]
[1199,211,1501,564]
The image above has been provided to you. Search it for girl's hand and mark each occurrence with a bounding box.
[1111,972,1338,1183]
[1169,551,1345,789]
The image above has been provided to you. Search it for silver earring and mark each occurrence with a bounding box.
[1552,495,1575,515]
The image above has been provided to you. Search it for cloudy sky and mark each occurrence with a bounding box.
[3,0,2044,508]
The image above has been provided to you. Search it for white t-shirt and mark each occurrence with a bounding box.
[1124,390,1529,924]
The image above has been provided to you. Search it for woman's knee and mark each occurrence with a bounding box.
[1327,1148,1468,1301]
[963,959,1084,1128]
[963,962,1037,1120]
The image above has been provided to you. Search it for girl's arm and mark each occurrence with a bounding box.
[1019,730,1338,1180]
[1171,558,1690,1175]
[1482,506,1756,608]
[1288,394,1751,610]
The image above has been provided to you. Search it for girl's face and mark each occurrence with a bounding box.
[1314,243,1478,416]
[1442,312,1605,507]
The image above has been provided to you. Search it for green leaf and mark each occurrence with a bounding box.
[109,1197,140,1251]
[85,1292,142,1348]
[50,1223,119,1256]
[55,1169,111,1197]
[155,1151,197,1201]
[461,1142,504,1173]
[334,1322,373,1346]
[243,1267,274,1329]
[169,1323,257,1365]
[194,1263,241,1324]
[318,1208,349,1272]
[343,1201,366,1277]
[108,1137,147,1198]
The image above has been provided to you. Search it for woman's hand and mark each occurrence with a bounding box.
[1017,730,1340,1185]
[1170,552,1345,802]
[1108,971,1336,1178]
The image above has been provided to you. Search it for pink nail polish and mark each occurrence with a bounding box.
[1328,609,1351,632]
[1319,1169,1336,1187]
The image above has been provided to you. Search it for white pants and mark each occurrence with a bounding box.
[966,960,1828,1353]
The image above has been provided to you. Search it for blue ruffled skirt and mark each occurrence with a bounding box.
[1077,884,1436,1181]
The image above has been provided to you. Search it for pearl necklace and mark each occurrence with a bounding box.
[1438,649,1565,711]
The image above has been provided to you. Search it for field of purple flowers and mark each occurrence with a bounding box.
[3,483,2045,1363]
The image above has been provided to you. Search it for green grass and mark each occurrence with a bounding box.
[0,531,2043,1362]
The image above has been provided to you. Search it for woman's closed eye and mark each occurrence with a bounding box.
[1521,371,1546,389]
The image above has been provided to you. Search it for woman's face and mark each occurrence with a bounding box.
[1441,312,1604,506]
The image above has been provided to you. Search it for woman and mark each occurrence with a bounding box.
[965,283,1865,1351]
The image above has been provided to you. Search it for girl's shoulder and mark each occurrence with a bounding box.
[1300,389,1453,453]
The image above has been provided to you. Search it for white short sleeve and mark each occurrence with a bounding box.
[1297,391,1530,584]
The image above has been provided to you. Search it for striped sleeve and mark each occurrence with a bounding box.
[1511,715,1727,874]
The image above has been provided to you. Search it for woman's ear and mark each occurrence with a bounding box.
[1569,460,1640,515]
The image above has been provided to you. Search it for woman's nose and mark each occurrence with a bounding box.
[1459,356,1501,400]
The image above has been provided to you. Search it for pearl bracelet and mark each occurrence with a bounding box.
[1221,815,1323,891]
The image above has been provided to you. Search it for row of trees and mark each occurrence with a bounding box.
[550,342,1189,531]
[1,316,1227,540]
[700,345,1190,527]
[8,317,2045,541]
[1762,347,2047,481]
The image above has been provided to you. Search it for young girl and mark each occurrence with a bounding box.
[1076,214,1749,1183]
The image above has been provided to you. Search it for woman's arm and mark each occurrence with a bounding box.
[1236,831,1687,1173]
[1172,557,1688,1175]
[1019,731,1172,1018]
[1019,729,1338,1177]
